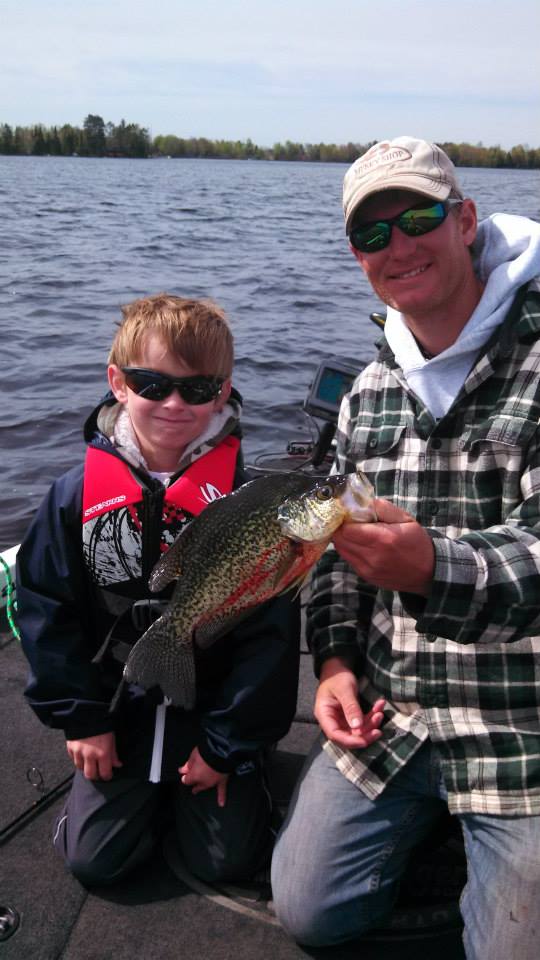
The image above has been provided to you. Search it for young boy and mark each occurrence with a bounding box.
[16,294,300,886]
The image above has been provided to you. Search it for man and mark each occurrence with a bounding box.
[271,137,540,960]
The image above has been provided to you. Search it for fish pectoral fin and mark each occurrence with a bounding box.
[275,540,326,598]
[287,569,312,600]
[123,615,196,709]
[194,609,252,650]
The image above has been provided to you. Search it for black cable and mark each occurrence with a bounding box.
[0,773,73,846]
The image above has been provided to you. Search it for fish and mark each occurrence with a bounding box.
[123,469,376,708]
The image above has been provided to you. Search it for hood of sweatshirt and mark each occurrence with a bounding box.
[383,213,540,418]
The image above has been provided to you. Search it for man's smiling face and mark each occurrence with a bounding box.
[350,189,478,331]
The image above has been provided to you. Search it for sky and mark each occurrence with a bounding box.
[2,0,539,149]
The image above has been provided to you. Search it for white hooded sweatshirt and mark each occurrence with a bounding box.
[384,214,540,419]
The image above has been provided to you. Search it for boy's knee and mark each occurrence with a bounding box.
[183,843,268,885]
[64,851,120,887]
[56,830,155,887]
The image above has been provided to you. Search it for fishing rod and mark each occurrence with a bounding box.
[0,767,74,846]
[0,766,73,942]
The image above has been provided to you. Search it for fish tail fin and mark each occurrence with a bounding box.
[123,614,196,710]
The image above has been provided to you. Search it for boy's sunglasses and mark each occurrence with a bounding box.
[121,367,225,404]
[349,200,462,253]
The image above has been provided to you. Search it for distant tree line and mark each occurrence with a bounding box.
[0,115,151,158]
[1,115,539,168]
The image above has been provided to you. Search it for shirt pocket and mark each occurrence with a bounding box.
[349,421,410,500]
[459,415,539,525]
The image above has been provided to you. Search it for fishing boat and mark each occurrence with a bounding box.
[0,326,467,959]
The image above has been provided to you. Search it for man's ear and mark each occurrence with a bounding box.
[459,198,478,247]
[215,378,232,411]
[108,364,129,403]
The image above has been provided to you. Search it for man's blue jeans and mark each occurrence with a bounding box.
[271,736,540,958]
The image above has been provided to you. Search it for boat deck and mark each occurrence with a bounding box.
[1,611,466,960]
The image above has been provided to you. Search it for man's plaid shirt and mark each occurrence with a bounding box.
[307,280,540,815]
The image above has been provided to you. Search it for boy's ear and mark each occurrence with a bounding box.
[215,378,232,410]
[108,364,129,404]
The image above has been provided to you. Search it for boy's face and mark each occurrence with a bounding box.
[108,333,232,472]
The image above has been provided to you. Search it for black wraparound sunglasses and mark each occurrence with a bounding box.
[121,367,225,404]
[349,199,463,253]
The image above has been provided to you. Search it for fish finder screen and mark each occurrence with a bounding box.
[304,359,361,422]
[316,368,355,408]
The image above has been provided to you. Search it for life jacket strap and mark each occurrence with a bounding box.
[131,598,169,632]
[92,598,169,667]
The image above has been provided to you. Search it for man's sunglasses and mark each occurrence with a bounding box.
[349,200,462,253]
[121,367,225,404]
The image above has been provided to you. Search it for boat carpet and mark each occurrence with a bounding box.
[1,626,465,960]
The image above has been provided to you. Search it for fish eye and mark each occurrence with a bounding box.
[316,484,334,501]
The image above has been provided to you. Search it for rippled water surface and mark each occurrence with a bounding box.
[1,157,539,548]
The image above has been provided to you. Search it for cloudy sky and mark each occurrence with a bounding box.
[3,0,539,149]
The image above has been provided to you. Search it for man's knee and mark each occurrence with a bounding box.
[271,856,370,946]
[272,901,335,947]
[272,893,374,948]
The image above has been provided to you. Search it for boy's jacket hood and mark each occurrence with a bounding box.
[83,387,243,476]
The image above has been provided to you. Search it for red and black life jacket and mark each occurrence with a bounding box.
[82,436,240,592]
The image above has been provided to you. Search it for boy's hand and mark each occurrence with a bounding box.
[179,747,229,807]
[66,732,122,781]
[315,657,385,749]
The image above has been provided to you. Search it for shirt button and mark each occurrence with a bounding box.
[368,438,378,448]
[431,438,442,449]
[426,633,437,641]
[429,501,439,515]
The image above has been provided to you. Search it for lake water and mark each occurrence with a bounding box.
[1,156,539,549]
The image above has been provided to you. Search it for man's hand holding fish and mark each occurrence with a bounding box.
[332,497,435,597]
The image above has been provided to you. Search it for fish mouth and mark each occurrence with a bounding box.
[335,470,377,522]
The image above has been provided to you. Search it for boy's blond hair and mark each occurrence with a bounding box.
[108,294,234,377]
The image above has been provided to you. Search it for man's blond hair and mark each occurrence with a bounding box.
[108,294,234,377]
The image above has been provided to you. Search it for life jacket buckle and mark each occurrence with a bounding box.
[131,599,168,632]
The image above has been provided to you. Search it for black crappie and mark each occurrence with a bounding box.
[123,470,375,708]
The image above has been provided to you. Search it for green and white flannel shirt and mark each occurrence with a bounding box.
[307,280,540,815]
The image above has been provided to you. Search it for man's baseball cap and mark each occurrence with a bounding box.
[343,136,464,234]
